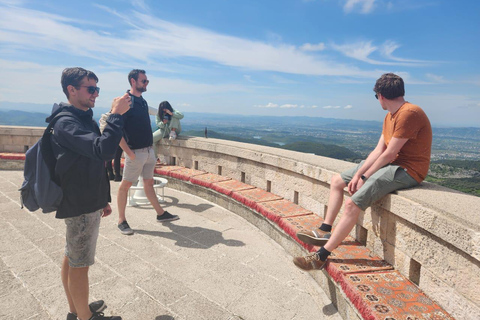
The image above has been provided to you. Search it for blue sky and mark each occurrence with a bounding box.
[0,0,479,127]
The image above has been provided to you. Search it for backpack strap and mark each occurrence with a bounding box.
[41,111,78,184]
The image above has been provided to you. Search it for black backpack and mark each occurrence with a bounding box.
[19,112,74,213]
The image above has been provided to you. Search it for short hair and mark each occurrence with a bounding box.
[61,67,98,99]
[373,73,405,99]
[128,69,146,86]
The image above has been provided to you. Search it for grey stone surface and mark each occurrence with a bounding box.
[0,170,342,320]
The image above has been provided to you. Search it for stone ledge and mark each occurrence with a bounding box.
[154,164,455,320]
[169,137,480,263]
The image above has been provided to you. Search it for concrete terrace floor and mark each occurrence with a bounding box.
[0,170,342,320]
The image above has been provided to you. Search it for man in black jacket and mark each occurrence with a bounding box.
[52,67,130,320]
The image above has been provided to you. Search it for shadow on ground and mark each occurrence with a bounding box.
[135,222,245,249]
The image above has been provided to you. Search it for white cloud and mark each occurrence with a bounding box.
[256,103,279,108]
[300,42,326,51]
[331,40,430,66]
[343,0,376,14]
[311,105,319,109]
[0,4,380,79]
[244,75,255,82]
[344,104,353,109]
[131,0,150,12]
[323,105,342,109]
[280,104,298,108]
[425,73,447,83]
[380,40,430,64]
[254,102,304,109]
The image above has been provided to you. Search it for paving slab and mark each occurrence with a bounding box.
[0,170,342,320]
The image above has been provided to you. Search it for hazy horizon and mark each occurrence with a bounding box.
[1,0,479,127]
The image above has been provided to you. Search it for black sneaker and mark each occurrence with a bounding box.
[66,300,107,320]
[118,221,134,235]
[156,211,179,223]
[89,312,122,320]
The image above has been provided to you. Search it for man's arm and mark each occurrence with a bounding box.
[119,137,135,160]
[349,136,408,194]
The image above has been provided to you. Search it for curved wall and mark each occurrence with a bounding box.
[1,125,479,319]
[162,136,480,320]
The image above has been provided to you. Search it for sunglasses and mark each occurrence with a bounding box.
[375,93,378,99]
[140,79,149,84]
[78,86,100,94]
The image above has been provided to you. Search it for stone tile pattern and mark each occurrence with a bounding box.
[167,167,206,181]
[210,179,256,196]
[189,172,231,188]
[0,155,455,320]
[153,164,456,320]
[324,236,394,284]
[255,199,313,223]
[342,271,455,320]
[231,188,283,209]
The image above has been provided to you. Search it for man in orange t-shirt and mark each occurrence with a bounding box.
[293,73,432,271]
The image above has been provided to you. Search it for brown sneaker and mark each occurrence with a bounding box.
[296,229,331,246]
[293,253,326,271]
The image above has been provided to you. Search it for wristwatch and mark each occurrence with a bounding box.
[361,174,368,181]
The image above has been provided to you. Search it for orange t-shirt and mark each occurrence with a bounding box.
[382,102,432,183]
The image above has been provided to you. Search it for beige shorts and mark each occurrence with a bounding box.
[123,146,156,182]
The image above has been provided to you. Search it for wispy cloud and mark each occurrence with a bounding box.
[131,0,149,12]
[425,73,448,83]
[0,4,382,79]
[300,42,326,51]
[256,103,320,109]
[331,40,430,66]
[343,0,376,14]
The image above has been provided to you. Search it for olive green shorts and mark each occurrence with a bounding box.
[340,161,419,211]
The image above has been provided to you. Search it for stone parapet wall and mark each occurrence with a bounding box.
[0,125,45,152]
[162,136,480,320]
[1,125,479,319]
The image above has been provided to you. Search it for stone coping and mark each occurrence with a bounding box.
[168,137,480,261]
[154,164,455,320]
[0,153,457,319]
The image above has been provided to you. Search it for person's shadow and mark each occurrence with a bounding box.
[135,220,245,249]
[132,195,214,213]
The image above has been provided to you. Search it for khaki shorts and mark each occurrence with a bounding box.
[64,210,102,268]
[340,161,419,211]
[123,146,156,182]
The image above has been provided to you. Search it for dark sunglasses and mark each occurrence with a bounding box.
[78,86,100,94]
[140,79,149,84]
[375,93,378,99]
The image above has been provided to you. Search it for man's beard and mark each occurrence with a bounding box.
[136,85,146,93]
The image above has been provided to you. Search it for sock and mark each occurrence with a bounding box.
[316,247,331,261]
[319,223,332,232]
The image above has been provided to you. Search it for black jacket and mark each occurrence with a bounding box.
[49,103,124,219]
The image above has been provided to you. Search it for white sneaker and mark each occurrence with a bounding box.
[169,131,177,140]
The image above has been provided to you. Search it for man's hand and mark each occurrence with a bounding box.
[102,204,112,217]
[111,93,131,115]
[348,175,364,195]
[127,151,136,161]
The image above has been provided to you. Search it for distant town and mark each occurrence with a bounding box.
[1,109,479,196]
